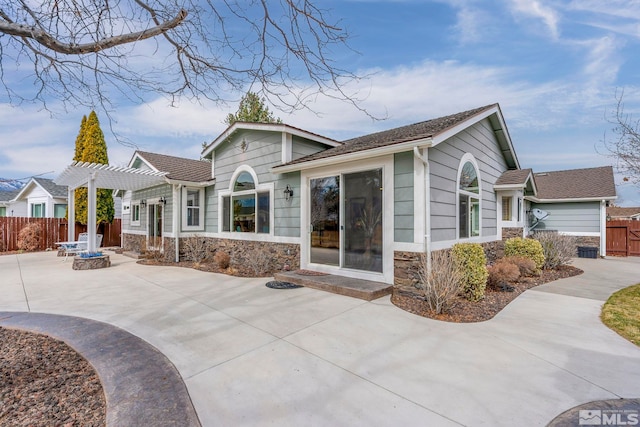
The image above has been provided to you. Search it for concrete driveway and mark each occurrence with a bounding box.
[1,252,638,426]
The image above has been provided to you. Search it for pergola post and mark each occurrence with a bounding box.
[87,173,97,252]
[67,187,75,242]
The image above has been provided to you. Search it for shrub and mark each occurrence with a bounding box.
[534,232,575,269]
[182,235,208,264]
[417,250,462,314]
[452,243,488,302]
[503,256,538,277]
[504,237,545,272]
[18,223,42,252]
[214,251,230,269]
[488,258,520,288]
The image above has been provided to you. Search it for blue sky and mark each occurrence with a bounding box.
[1,0,639,205]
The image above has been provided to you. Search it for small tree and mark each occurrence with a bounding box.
[73,111,115,225]
[418,250,462,314]
[603,90,640,184]
[225,92,282,126]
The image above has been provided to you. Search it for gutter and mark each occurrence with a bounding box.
[413,147,431,271]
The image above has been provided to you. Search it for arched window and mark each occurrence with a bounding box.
[457,155,481,238]
[221,167,271,234]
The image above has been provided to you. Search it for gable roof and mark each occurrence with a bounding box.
[607,206,640,219]
[495,168,534,187]
[201,122,340,158]
[134,151,212,183]
[528,166,616,202]
[14,177,68,201]
[272,104,519,172]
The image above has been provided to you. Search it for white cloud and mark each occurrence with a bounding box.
[507,0,560,39]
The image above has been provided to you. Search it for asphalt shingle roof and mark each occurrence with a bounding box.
[495,169,533,186]
[533,166,616,200]
[136,151,212,183]
[0,190,18,202]
[33,177,67,198]
[280,104,498,166]
[607,206,640,218]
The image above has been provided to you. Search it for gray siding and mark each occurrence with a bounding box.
[531,202,601,233]
[429,118,508,242]
[292,137,329,160]
[129,184,173,233]
[207,130,302,238]
[394,151,414,242]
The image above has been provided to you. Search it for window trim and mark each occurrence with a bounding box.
[219,165,274,235]
[456,153,482,239]
[131,203,141,226]
[182,187,205,231]
[30,202,46,218]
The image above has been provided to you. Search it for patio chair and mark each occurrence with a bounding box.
[59,233,102,260]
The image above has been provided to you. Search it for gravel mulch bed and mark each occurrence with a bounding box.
[0,327,106,427]
[392,265,583,323]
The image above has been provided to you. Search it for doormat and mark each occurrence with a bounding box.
[265,281,303,289]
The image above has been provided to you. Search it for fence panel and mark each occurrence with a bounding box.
[0,218,121,252]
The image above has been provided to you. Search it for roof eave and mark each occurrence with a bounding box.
[164,178,216,187]
[271,137,433,173]
[526,196,617,203]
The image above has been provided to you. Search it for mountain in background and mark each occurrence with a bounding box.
[0,179,25,192]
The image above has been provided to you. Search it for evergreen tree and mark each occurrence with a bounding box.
[73,111,115,225]
[225,92,282,126]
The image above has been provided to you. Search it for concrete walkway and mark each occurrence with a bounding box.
[0,252,638,426]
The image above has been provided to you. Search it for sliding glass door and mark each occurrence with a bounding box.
[309,168,383,273]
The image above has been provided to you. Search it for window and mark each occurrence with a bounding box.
[131,203,141,225]
[502,197,511,221]
[54,204,67,218]
[458,157,480,238]
[186,190,200,227]
[182,188,205,230]
[31,203,45,218]
[517,198,522,222]
[0,207,5,217]
[221,167,271,234]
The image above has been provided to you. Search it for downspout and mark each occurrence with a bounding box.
[173,184,181,262]
[413,147,431,271]
[600,200,607,257]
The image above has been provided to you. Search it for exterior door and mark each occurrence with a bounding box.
[147,203,163,251]
[309,168,383,274]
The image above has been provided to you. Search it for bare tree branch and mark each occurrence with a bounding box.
[602,89,640,184]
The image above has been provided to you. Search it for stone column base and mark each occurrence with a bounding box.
[72,255,111,270]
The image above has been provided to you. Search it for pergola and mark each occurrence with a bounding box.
[55,162,167,252]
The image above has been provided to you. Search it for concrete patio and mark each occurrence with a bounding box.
[0,252,638,426]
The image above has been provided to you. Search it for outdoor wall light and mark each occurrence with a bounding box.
[284,185,294,201]
[159,196,166,205]
[140,199,147,208]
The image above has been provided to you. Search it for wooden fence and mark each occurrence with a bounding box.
[0,217,121,252]
[606,220,640,257]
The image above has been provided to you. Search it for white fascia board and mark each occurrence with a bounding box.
[127,152,159,172]
[13,179,37,201]
[164,178,216,188]
[202,123,340,158]
[525,196,617,203]
[431,105,520,170]
[271,137,432,174]
[494,184,526,191]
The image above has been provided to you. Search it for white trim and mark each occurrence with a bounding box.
[456,153,482,240]
[430,235,501,251]
[393,242,424,252]
[555,231,600,237]
[131,203,141,226]
[300,156,395,284]
[272,138,432,174]
[413,150,425,246]
[282,132,293,163]
[177,231,299,244]
[600,200,607,257]
[218,165,275,236]
[122,229,147,236]
[526,196,616,203]
[182,187,205,231]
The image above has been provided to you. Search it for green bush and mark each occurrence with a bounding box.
[452,243,488,302]
[504,237,545,272]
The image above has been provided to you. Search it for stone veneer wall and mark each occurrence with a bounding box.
[123,233,301,274]
[573,236,600,256]
[394,240,505,288]
[502,227,524,240]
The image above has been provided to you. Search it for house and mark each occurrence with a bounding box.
[607,206,640,221]
[2,177,68,218]
[0,190,19,217]
[496,167,616,255]
[120,104,616,285]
